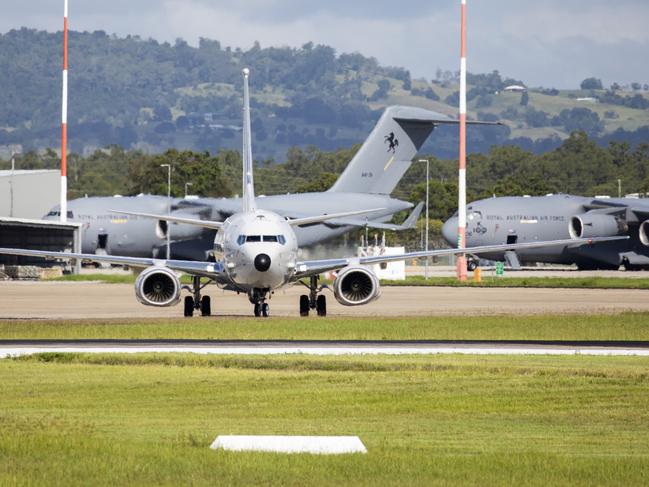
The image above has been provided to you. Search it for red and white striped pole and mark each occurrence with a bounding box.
[60,0,69,222]
[456,0,468,280]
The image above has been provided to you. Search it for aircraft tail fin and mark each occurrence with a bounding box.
[328,106,456,195]
[241,68,256,212]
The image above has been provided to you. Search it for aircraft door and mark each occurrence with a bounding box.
[97,234,108,253]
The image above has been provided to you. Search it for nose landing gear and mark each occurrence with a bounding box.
[249,288,271,317]
[299,275,328,317]
[183,276,213,317]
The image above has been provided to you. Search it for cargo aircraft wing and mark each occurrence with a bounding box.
[293,236,627,279]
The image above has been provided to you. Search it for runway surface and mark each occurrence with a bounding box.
[2,339,648,357]
[1,281,649,319]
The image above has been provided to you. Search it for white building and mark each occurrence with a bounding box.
[0,170,61,219]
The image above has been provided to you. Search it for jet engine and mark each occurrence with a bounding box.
[333,266,380,306]
[569,213,628,239]
[639,221,649,247]
[155,211,207,240]
[135,266,182,307]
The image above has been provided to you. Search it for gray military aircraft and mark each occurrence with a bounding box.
[442,194,649,270]
[0,69,622,317]
[43,102,466,260]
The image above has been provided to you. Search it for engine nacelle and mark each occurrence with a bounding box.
[155,211,206,240]
[639,221,649,247]
[135,266,181,307]
[569,213,627,239]
[333,266,381,306]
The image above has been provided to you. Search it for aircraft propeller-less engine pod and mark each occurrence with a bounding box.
[332,266,381,306]
[134,266,182,307]
[0,71,626,317]
[569,213,628,239]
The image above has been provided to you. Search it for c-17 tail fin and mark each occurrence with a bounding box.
[328,106,500,196]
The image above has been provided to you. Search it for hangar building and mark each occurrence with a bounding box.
[0,170,82,276]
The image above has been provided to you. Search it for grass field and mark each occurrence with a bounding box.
[382,276,649,289]
[1,312,649,341]
[1,353,648,486]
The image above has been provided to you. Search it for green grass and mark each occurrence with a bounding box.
[1,353,648,486]
[47,273,136,284]
[1,313,649,341]
[382,275,649,289]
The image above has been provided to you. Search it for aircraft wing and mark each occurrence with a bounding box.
[324,202,424,231]
[293,236,627,278]
[287,208,385,227]
[0,248,224,280]
[110,210,223,230]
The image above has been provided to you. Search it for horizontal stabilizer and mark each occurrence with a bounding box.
[110,210,223,230]
[393,117,503,126]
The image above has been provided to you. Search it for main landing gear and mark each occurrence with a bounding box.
[299,275,327,317]
[183,276,213,317]
[249,288,271,317]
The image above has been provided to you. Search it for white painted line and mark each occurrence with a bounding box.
[1,346,649,357]
[210,435,367,454]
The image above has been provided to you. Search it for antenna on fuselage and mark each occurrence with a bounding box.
[242,68,256,212]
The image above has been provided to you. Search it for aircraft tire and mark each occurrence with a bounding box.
[184,296,194,317]
[200,296,211,316]
[261,303,270,317]
[254,303,261,317]
[299,295,310,317]
[467,260,478,272]
[316,295,327,317]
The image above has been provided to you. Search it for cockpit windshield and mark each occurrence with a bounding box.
[237,235,286,245]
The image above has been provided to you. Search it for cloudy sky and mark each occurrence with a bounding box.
[2,0,648,88]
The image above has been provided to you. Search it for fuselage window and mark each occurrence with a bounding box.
[246,235,261,242]
[262,235,278,242]
[47,211,59,216]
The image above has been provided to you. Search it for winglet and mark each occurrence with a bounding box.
[398,202,424,230]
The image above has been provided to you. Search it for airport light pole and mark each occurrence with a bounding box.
[185,182,193,198]
[60,0,69,223]
[161,163,171,260]
[456,0,468,281]
[418,159,430,279]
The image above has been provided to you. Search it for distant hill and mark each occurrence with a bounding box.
[0,28,648,161]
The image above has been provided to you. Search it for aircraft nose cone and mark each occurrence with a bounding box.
[254,253,271,272]
[442,218,457,246]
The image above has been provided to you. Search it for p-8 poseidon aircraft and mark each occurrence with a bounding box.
[0,70,623,317]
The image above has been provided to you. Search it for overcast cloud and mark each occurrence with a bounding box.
[2,0,648,88]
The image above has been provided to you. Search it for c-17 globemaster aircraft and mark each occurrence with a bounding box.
[42,99,504,260]
[43,101,462,260]
[442,194,648,270]
[0,70,623,317]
